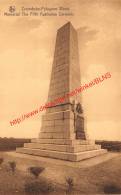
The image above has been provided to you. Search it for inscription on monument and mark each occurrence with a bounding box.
[75,116,85,139]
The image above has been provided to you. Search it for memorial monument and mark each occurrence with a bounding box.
[17,22,107,161]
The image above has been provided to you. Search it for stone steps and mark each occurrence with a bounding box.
[24,143,101,153]
[16,147,107,162]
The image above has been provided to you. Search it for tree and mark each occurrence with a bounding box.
[28,166,45,179]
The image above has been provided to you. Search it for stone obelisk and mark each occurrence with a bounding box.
[17,22,107,161]
[39,22,86,140]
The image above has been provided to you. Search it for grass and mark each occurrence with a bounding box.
[0,165,26,194]
[0,154,64,194]
[0,152,121,194]
[0,164,58,194]
[43,153,121,194]
[73,154,121,194]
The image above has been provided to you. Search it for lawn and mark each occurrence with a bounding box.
[0,152,121,194]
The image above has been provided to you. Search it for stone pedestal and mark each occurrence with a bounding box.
[16,22,107,161]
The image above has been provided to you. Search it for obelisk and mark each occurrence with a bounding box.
[17,22,107,161]
[39,22,86,140]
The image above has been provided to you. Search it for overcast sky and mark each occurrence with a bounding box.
[0,0,121,140]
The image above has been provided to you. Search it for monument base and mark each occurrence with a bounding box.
[16,139,107,162]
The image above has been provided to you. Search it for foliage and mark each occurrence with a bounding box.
[28,166,45,179]
[8,161,16,174]
[104,184,121,194]
[95,140,121,151]
[0,158,4,165]
[66,177,74,192]
[0,138,31,151]
[24,180,54,194]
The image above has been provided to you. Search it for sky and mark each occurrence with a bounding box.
[0,0,121,140]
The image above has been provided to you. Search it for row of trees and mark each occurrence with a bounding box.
[0,138,31,151]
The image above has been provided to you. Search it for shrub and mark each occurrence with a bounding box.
[0,158,4,166]
[24,180,54,194]
[28,166,45,179]
[66,177,74,192]
[8,161,16,174]
[104,184,121,194]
